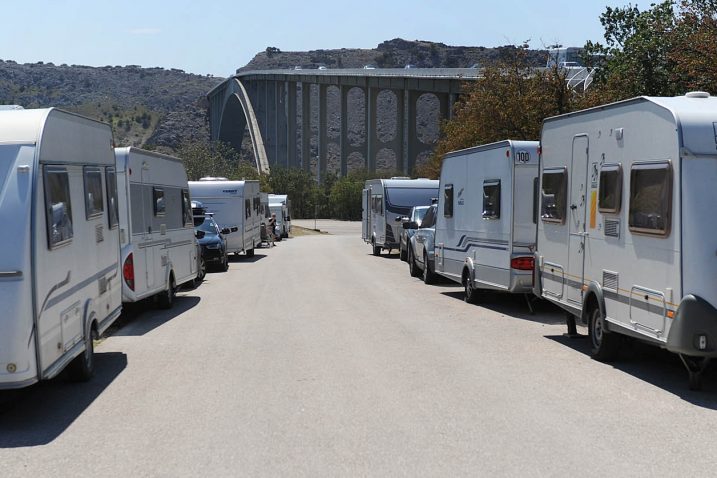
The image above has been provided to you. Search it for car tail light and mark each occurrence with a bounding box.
[123,253,135,291]
[511,256,534,271]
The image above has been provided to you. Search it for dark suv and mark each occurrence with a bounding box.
[194,215,230,272]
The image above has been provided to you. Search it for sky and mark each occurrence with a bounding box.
[0,1,639,77]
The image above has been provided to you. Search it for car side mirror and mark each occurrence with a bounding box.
[195,230,205,239]
[221,227,231,235]
[286,216,291,221]
[394,216,405,223]
[403,221,418,230]
[231,226,239,232]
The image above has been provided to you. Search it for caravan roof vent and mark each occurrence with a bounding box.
[0,105,24,110]
[685,91,710,99]
[390,176,411,180]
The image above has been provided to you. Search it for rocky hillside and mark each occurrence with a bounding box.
[240,38,547,71]
[0,60,223,151]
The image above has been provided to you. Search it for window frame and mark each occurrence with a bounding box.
[181,189,192,227]
[482,179,501,220]
[443,184,453,218]
[628,161,673,237]
[540,167,567,225]
[105,167,119,229]
[598,163,623,214]
[153,187,166,217]
[83,166,105,220]
[44,165,74,249]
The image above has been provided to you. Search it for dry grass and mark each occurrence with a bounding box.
[290,226,328,236]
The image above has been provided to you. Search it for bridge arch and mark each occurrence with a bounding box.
[216,79,270,174]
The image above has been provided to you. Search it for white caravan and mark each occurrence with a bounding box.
[434,140,540,303]
[362,178,439,255]
[0,108,121,389]
[115,147,198,307]
[534,93,717,388]
[188,178,261,256]
[268,193,291,238]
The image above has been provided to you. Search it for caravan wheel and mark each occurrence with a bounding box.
[68,323,96,382]
[588,307,620,361]
[464,274,481,304]
[158,275,176,309]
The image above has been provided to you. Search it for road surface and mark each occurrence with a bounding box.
[2,220,717,476]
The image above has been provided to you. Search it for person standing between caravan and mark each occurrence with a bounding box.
[267,213,277,246]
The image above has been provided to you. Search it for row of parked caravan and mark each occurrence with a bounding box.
[0,107,291,391]
[364,92,717,389]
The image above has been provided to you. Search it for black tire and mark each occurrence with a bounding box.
[67,324,95,382]
[409,248,421,277]
[399,243,407,262]
[221,252,229,271]
[193,257,206,287]
[588,307,620,361]
[157,274,176,309]
[246,247,255,257]
[422,252,436,284]
[464,272,480,304]
[372,243,381,256]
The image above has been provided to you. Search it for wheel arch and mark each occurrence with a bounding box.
[582,281,607,327]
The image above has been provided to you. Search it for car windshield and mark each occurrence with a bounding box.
[411,206,429,225]
[195,218,218,235]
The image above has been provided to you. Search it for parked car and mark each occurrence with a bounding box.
[194,214,230,272]
[407,204,438,284]
[398,205,430,261]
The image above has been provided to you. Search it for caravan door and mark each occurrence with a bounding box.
[567,135,589,305]
[141,165,157,290]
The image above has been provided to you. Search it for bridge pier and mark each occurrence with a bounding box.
[318,84,328,180]
[287,81,298,169]
[301,82,311,172]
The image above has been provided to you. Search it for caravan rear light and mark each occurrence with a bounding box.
[511,256,535,271]
[123,253,135,291]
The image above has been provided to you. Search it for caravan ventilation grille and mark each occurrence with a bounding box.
[95,225,104,243]
[604,219,620,238]
[602,270,619,292]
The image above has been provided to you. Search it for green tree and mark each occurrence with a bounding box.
[419,46,579,178]
[176,140,258,181]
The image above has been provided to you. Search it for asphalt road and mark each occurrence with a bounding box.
[2,220,717,476]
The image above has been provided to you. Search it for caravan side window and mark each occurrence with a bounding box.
[443,184,453,217]
[598,164,622,214]
[629,162,672,236]
[153,187,166,217]
[541,168,567,224]
[106,167,119,229]
[83,166,104,219]
[181,189,192,226]
[245,199,251,219]
[532,177,539,224]
[482,180,501,219]
[44,166,74,249]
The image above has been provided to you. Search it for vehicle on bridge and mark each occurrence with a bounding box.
[433,140,540,304]
[534,92,717,389]
[189,178,261,257]
[115,147,199,308]
[362,178,439,256]
[0,108,121,389]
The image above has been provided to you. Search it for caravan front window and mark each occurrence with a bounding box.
[482,180,501,219]
[106,167,119,229]
[83,167,104,219]
[385,187,438,214]
[443,185,453,218]
[153,187,166,217]
[44,166,74,248]
[541,168,567,224]
[629,162,672,236]
[599,164,622,214]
